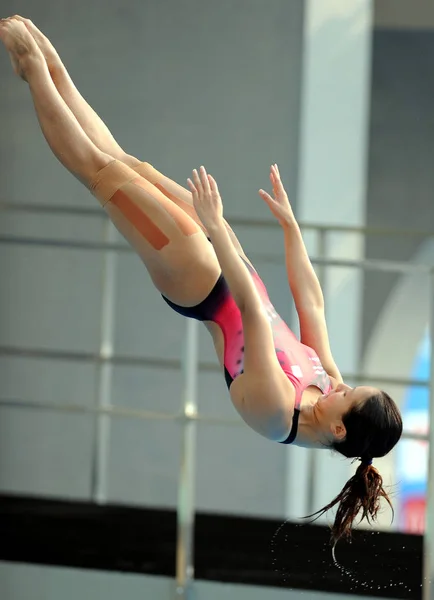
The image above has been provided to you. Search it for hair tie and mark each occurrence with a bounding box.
[362,456,373,466]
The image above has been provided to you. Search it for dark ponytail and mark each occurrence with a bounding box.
[307,460,393,544]
[307,390,402,545]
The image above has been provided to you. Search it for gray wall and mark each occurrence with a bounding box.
[0,0,304,517]
[0,2,430,598]
[362,28,434,351]
[1,0,432,524]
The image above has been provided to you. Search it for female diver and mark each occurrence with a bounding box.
[0,16,402,545]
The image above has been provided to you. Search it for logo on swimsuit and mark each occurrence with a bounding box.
[309,356,326,375]
[291,365,303,378]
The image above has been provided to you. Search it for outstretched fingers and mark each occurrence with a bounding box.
[208,173,219,194]
[191,168,203,195]
[187,166,223,228]
[259,188,275,208]
[188,166,213,197]
[187,175,198,198]
[271,164,286,194]
[200,165,211,195]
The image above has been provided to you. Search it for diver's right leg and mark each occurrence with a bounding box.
[0,18,110,184]
[17,16,252,264]
[0,17,221,306]
[14,15,132,165]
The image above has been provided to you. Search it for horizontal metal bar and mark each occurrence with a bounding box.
[309,256,432,274]
[0,345,430,389]
[0,345,220,372]
[0,235,130,253]
[239,219,434,239]
[0,202,102,217]
[257,253,432,273]
[301,223,434,238]
[400,430,429,442]
[0,398,181,421]
[342,373,430,388]
[1,235,432,275]
[0,397,242,428]
[0,397,426,441]
[2,201,434,238]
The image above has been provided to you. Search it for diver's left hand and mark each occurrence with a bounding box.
[188,166,223,229]
[259,164,295,226]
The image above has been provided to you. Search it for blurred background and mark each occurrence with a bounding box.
[0,0,433,599]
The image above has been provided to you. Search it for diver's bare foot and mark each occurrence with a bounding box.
[0,16,44,80]
[13,16,61,74]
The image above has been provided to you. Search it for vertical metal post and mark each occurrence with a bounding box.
[283,227,328,520]
[175,318,199,599]
[422,268,434,600]
[306,228,328,514]
[91,220,118,503]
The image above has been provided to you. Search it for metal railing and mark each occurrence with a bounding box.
[1,202,434,598]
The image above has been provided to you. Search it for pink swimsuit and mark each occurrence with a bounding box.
[163,259,333,444]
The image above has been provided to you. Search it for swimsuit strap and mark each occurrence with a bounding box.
[279,407,300,445]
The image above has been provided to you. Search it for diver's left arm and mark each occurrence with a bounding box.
[260,165,343,382]
[188,167,294,439]
[206,221,295,438]
[188,166,261,313]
